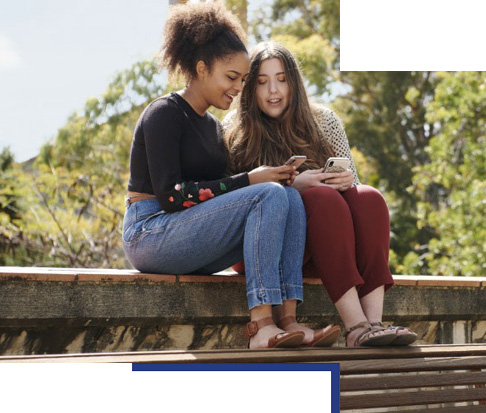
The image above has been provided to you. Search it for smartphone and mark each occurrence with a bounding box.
[323,157,351,173]
[284,155,307,169]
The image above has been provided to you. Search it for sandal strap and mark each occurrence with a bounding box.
[371,322,412,334]
[276,316,297,329]
[370,321,389,332]
[382,325,417,335]
[345,321,372,338]
[243,317,275,338]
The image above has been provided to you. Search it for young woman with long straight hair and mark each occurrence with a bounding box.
[225,42,417,347]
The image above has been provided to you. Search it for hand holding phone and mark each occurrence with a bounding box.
[248,164,298,186]
[284,155,307,169]
[322,157,353,192]
[323,157,350,173]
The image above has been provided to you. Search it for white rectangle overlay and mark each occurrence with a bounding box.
[0,363,333,413]
[341,0,486,70]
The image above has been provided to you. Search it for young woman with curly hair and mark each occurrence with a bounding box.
[122,2,339,349]
[225,42,417,347]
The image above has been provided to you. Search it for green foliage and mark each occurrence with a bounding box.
[251,0,339,94]
[0,148,25,264]
[333,72,439,269]
[1,60,165,268]
[412,72,486,276]
[271,0,340,47]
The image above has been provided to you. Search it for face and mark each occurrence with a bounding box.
[200,51,250,110]
[255,57,289,119]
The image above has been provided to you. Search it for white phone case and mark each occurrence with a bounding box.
[324,157,350,173]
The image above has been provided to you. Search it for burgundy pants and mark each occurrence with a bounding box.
[232,184,394,303]
[301,185,394,303]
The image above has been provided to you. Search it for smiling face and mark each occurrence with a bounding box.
[255,57,290,119]
[201,51,250,110]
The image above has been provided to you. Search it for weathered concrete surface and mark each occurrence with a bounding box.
[0,267,485,354]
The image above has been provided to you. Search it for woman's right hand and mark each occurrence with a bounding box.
[248,165,297,185]
[291,168,327,192]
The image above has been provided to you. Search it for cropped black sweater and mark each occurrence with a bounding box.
[128,92,249,212]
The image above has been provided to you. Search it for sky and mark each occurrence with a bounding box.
[0,0,173,161]
[0,0,265,162]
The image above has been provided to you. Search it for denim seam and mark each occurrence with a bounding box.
[140,210,166,230]
[253,197,263,295]
[247,287,284,293]
[122,230,151,246]
[247,289,284,309]
[143,198,256,235]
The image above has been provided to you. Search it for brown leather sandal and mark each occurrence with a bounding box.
[345,321,396,347]
[276,316,341,347]
[243,317,305,349]
[371,322,417,346]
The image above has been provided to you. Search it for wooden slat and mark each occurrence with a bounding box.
[341,387,486,410]
[0,351,332,363]
[0,348,336,363]
[341,371,486,391]
[398,403,486,413]
[3,345,486,363]
[340,356,486,375]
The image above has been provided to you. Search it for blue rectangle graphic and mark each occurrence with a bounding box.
[133,363,340,412]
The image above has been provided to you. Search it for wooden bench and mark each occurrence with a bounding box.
[2,344,486,411]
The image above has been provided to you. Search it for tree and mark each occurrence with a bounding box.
[410,71,486,276]
[0,147,25,264]
[5,60,166,268]
[333,72,440,270]
[250,0,339,94]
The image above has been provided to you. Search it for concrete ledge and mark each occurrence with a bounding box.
[1,267,486,354]
[1,267,486,322]
[2,267,485,287]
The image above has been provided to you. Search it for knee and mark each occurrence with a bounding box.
[345,185,389,223]
[283,186,306,220]
[356,185,388,211]
[302,186,347,214]
[255,182,289,210]
[283,186,304,208]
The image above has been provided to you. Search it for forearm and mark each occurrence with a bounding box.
[157,173,249,212]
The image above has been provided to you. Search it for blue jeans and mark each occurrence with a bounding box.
[122,183,306,310]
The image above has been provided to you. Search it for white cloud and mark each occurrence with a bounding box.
[0,34,21,70]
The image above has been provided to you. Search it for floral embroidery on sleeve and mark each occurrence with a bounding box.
[198,188,215,201]
[167,181,224,209]
[160,172,248,213]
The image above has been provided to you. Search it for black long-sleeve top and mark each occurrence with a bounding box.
[127,92,249,213]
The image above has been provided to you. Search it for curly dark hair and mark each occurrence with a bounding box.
[161,1,247,80]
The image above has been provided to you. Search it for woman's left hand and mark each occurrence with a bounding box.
[322,169,354,192]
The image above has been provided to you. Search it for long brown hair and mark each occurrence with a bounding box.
[225,42,334,173]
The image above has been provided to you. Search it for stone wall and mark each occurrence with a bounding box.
[1,267,485,355]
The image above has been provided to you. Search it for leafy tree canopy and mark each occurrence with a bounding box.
[410,72,486,276]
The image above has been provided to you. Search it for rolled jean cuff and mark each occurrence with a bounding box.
[280,284,304,305]
[247,288,284,310]
[246,286,304,310]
